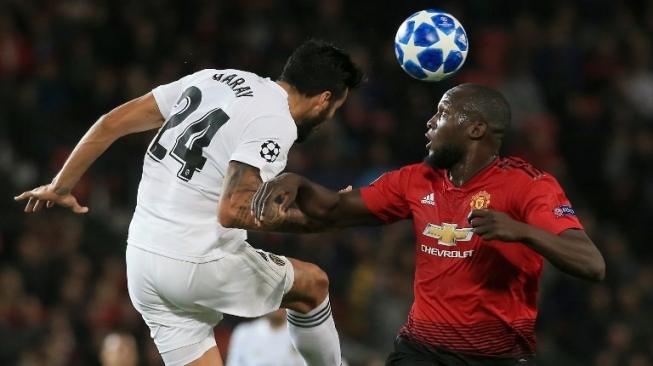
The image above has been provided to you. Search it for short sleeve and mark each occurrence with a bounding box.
[359,168,412,223]
[229,115,297,181]
[151,71,209,119]
[152,78,185,120]
[517,175,583,234]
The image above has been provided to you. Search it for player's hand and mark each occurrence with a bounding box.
[14,184,89,214]
[468,209,527,242]
[251,173,302,224]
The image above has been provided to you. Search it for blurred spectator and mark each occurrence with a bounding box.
[226,309,304,366]
[100,332,138,366]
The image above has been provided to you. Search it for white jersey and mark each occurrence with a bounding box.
[127,69,297,262]
[226,318,304,366]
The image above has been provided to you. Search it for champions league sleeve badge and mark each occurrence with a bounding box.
[553,204,576,218]
[260,140,281,162]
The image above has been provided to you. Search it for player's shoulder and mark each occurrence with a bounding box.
[495,156,560,185]
[401,162,445,180]
[184,68,275,94]
[374,162,443,185]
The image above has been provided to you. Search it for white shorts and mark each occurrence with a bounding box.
[126,243,294,364]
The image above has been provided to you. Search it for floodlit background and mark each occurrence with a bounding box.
[1,0,652,365]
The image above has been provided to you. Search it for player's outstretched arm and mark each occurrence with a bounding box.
[469,209,606,282]
[219,161,332,232]
[251,172,382,229]
[14,93,165,213]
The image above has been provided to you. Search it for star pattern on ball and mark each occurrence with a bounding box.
[394,10,468,81]
[397,26,459,77]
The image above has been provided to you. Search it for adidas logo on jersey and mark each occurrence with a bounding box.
[421,192,435,206]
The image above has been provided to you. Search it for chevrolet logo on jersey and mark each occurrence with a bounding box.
[422,223,473,246]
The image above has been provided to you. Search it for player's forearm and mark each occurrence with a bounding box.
[294,176,342,220]
[52,93,164,192]
[51,116,120,193]
[220,189,330,233]
[266,208,332,233]
[519,225,605,282]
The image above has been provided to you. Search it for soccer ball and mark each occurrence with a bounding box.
[394,10,469,81]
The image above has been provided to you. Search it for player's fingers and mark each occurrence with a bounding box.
[472,224,491,235]
[257,183,273,220]
[24,197,37,213]
[279,191,296,212]
[261,186,280,221]
[69,197,89,214]
[339,185,353,193]
[253,182,268,219]
[46,201,54,208]
[72,205,89,214]
[14,191,33,201]
[469,217,490,228]
[33,199,45,212]
[468,209,490,222]
[251,182,267,216]
[275,205,290,223]
[479,232,497,241]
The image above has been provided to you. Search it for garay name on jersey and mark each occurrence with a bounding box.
[212,73,254,98]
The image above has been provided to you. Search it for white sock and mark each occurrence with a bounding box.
[286,296,342,366]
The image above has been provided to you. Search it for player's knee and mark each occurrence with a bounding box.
[312,265,329,298]
[285,260,331,312]
[304,263,329,307]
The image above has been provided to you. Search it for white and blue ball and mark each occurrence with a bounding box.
[394,10,469,81]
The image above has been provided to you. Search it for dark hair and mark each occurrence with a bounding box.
[450,83,511,133]
[279,39,363,99]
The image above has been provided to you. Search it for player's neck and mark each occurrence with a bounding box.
[448,152,497,187]
[277,81,310,122]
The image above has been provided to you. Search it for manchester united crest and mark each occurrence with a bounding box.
[470,191,491,209]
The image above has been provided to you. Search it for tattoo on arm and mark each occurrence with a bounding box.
[55,187,71,196]
[221,162,260,228]
[220,161,331,232]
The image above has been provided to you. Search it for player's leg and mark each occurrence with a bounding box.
[281,258,342,366]
[126,245,223,366]
[196,244,341,366]
[385,336,442,366]
[185,345,222,366]
[160,338,223,366]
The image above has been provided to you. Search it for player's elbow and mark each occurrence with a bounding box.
[218,203,238,228]
[586,254,606,282]
[574,251,606,282]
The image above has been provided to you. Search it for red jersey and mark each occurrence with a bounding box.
[359,157,583,358]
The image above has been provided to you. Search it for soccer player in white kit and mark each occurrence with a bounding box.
[14,40,362,366]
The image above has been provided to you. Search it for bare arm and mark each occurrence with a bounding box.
[218,161,334,232]
[14,93,165,213]
[469,209,605,282]
[521,228,605,282]
[251,172,383,230]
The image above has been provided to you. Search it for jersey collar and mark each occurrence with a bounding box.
[443,156,500,191]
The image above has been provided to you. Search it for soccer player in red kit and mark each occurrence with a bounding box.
[251,83,605,365]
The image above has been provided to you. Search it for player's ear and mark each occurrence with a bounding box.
[468,120,487,140]
[315,91,332,110]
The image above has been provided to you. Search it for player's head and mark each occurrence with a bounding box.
[279,39,363,142]
[424,83,511,169]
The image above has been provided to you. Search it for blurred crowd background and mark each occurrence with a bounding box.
[1,0,652,365]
